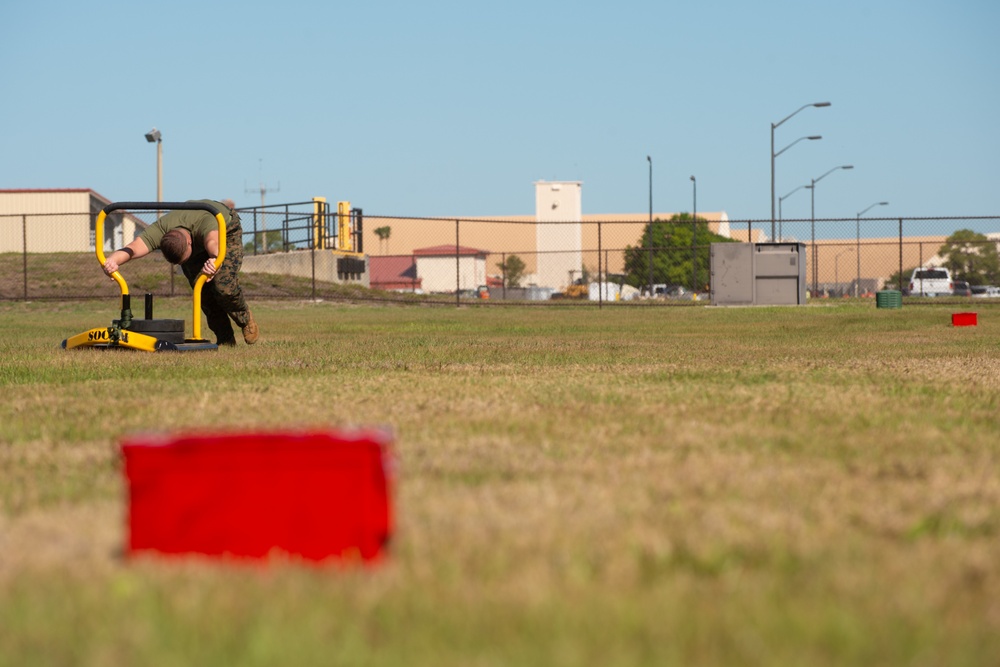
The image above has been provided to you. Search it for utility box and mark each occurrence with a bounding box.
[711,242,807,306]
[753,243,806,305]
[710,243,754,305]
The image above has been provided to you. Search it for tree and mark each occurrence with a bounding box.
[622,214,735,291]
[886,266,917,292]
[938,229,1000,286]
[244,230,284,254]
[374,226,392,254]
[497,254,526,288]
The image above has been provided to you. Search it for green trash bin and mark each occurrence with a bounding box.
[876,289,903,309]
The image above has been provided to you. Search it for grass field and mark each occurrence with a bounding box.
[1,298,999,666]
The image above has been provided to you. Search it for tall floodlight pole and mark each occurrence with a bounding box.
[771,102,831,240]
[855,201,889,297]
[144,128,162,207]
[144,127,166,290]
[810,164,854,294]
[779,184,811,241]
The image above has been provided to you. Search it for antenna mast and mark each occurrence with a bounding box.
[245,159,280,253]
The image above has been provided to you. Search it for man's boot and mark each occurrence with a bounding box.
[242,311,259,345]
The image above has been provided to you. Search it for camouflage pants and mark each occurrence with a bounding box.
[180,223,250,344]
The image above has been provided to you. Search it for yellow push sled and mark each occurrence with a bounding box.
[62,201,228,352]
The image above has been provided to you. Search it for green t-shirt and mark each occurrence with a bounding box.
[138,200,232,254]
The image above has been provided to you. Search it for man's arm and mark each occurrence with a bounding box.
[201,230,220,280]
[102,238,151,276]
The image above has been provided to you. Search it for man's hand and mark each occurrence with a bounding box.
[202,257,218,282]
[103,258,120,278]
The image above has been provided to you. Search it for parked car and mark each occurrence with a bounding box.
[908,267,953,297]
[639,284,687,299]
[973,285,1000,298]
[953,280,972,297]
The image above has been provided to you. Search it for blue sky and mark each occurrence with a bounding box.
[2,0,997,224]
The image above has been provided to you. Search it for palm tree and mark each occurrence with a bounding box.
[374,226,392,254]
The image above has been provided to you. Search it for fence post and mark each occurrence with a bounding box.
[811,224,817,298]
[283,204,290,252]
[311,227,317,302]
[501,252,506,300]
[598,220,603,309]
[455,219,460,308]
[252,209,259,256]
[691,217,697,294]
[898,218,903,291]
[22,215,28,300]
[647,242,653,296]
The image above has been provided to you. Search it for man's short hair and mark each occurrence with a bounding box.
[161,229,188,263]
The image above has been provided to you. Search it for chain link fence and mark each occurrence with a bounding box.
[2,207,998,305]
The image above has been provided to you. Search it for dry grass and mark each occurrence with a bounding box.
[1,299,999,666]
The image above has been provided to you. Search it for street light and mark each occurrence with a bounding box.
[834,247,854,297]
[646,156,653,291]
[771,101,831,240]
[772,136,822,239]
[855,201,889,297]
[810,165,854,294]
[646,156,652,226]
[779,184,811,242]
[690,175,697,292]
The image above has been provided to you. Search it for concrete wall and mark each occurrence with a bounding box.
[242,250,369,287]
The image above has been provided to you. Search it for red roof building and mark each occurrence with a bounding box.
[368,255,422,291]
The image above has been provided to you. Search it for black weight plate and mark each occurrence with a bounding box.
[140,330,186,344]
[126,319,185,333]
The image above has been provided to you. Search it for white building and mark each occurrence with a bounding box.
[413,244,487,293]
[535,180,582,290]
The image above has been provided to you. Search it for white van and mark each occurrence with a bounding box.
[909,267,952,297]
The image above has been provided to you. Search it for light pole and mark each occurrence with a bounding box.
[855,201,889,297]
[646,156,653,291]
[834,247,854,297]
[647,156,652,225]
[690,175,697,293]
[809,165,854,294]
[144,128,162,205]
[773,136,822,239]
[144,127,168,291]
[778,184,811,241]
[771,101,830,240]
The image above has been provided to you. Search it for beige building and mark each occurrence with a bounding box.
[413,245,488,293]
[360,181,734,290]
[809,235,949,288]
[0,189,145,253]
